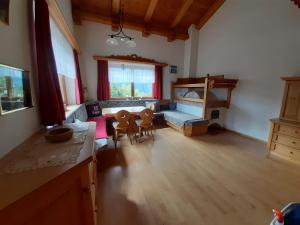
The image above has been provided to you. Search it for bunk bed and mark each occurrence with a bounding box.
[163,75,238,135]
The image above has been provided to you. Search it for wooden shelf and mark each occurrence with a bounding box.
[175,97,204,103]
[207,100,228,108]
[210,83,237,89]
[173,83,206,88]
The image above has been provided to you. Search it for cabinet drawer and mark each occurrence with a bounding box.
[271,142,300,161]
[276,124,300,139]
[272,134,300,149]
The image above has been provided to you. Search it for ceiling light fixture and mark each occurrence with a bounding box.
[106,6,136,48]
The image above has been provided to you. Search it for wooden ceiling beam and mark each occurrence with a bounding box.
[167,33,176,42]
[142,29,151,37]
[73,10,189,41]
[291,0,300,8]
[111,0,121,15]
[171,0,194,28]
[111,0,121,31]
[196,0,225,30]
[144,0,158,23]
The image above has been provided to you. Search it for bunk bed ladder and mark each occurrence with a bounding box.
[202,77,209,119]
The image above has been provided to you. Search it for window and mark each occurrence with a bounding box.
[50,17,76,105]
[0,64,32,114]
[109,62,155,99]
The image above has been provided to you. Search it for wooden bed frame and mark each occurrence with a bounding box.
[166,121,208,137]
[171,75,238,119]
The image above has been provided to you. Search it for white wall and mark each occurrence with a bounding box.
[0,0,76,158]
[75,22,185,100]
[0,0,40,157]
[55,0,74,35]
[183,25,199,77]
[196,0,300,141]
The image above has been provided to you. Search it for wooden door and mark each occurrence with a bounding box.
[281,81,300,122]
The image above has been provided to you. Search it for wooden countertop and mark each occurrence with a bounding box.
[0,122,96,210]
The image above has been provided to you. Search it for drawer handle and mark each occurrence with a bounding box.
[292,141,296,144]
[295,131,299,134]
[290,151,294,154]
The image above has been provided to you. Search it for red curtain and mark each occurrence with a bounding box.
[73,49,84,104]
[97,60,110,100]
[35,0,65,126]
[153,65,163,100]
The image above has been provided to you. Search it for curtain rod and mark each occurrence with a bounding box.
[93,55,168,67]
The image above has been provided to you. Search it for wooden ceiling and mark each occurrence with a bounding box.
[292,0,300,8]
[71,0,225,41]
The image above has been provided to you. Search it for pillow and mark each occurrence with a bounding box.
[145,101,159,112]
[169,103,177,110]
[74,105,88,122]
[86,103,101,118]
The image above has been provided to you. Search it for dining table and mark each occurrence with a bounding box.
[101,106,146,116]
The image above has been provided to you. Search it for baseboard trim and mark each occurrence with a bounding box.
[225,128,267,144]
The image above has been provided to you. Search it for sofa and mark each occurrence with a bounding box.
[65,104,108,140]
[160,102,209,136]
[65,100,160,139]
[65,100,209,140]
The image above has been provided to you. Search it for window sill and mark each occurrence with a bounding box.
[1,106,33,116]
[65,104,81,119]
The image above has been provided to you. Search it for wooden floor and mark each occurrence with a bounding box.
[96,128,300,225]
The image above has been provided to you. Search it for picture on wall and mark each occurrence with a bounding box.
[0,0,9,25]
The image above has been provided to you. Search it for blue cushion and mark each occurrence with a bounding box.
[74,104,88,122]
[169,103,177,110]
[161,110,200,128]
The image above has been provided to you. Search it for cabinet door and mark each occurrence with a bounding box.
[281,82,300,122]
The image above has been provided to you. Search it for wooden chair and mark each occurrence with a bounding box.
[137,108,154,140]
[113,110,132,149]
[128,114,139,143]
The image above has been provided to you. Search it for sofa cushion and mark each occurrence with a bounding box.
[87,117,108,139]
[161,110,200,128]
[74,104,88,122]
[169,103,177,110]
[65,113,75,123]
[86,103,101,118]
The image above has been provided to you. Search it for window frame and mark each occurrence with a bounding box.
[0,63,33,116]
[108,62,155,100]
[109,82,155,100]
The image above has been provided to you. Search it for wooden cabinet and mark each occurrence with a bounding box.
[280,78,300,122]
[0,123,97,225]
[268,120,300,164]
[268,77,300,164]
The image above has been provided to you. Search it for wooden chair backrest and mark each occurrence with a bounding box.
[139,109,153,126]
[128,114,139,133]
[115,110,131,128]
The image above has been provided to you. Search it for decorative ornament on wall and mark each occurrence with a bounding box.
[0,0,10,25]
[106,4,136,48]
[170,65,177,74]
